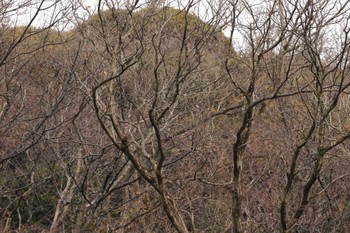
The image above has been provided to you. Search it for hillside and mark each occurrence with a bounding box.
[2,2,350,233]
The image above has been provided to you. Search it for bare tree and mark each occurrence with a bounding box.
[3,0,350,232]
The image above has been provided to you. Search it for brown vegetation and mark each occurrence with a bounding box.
[2,0,350,232]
